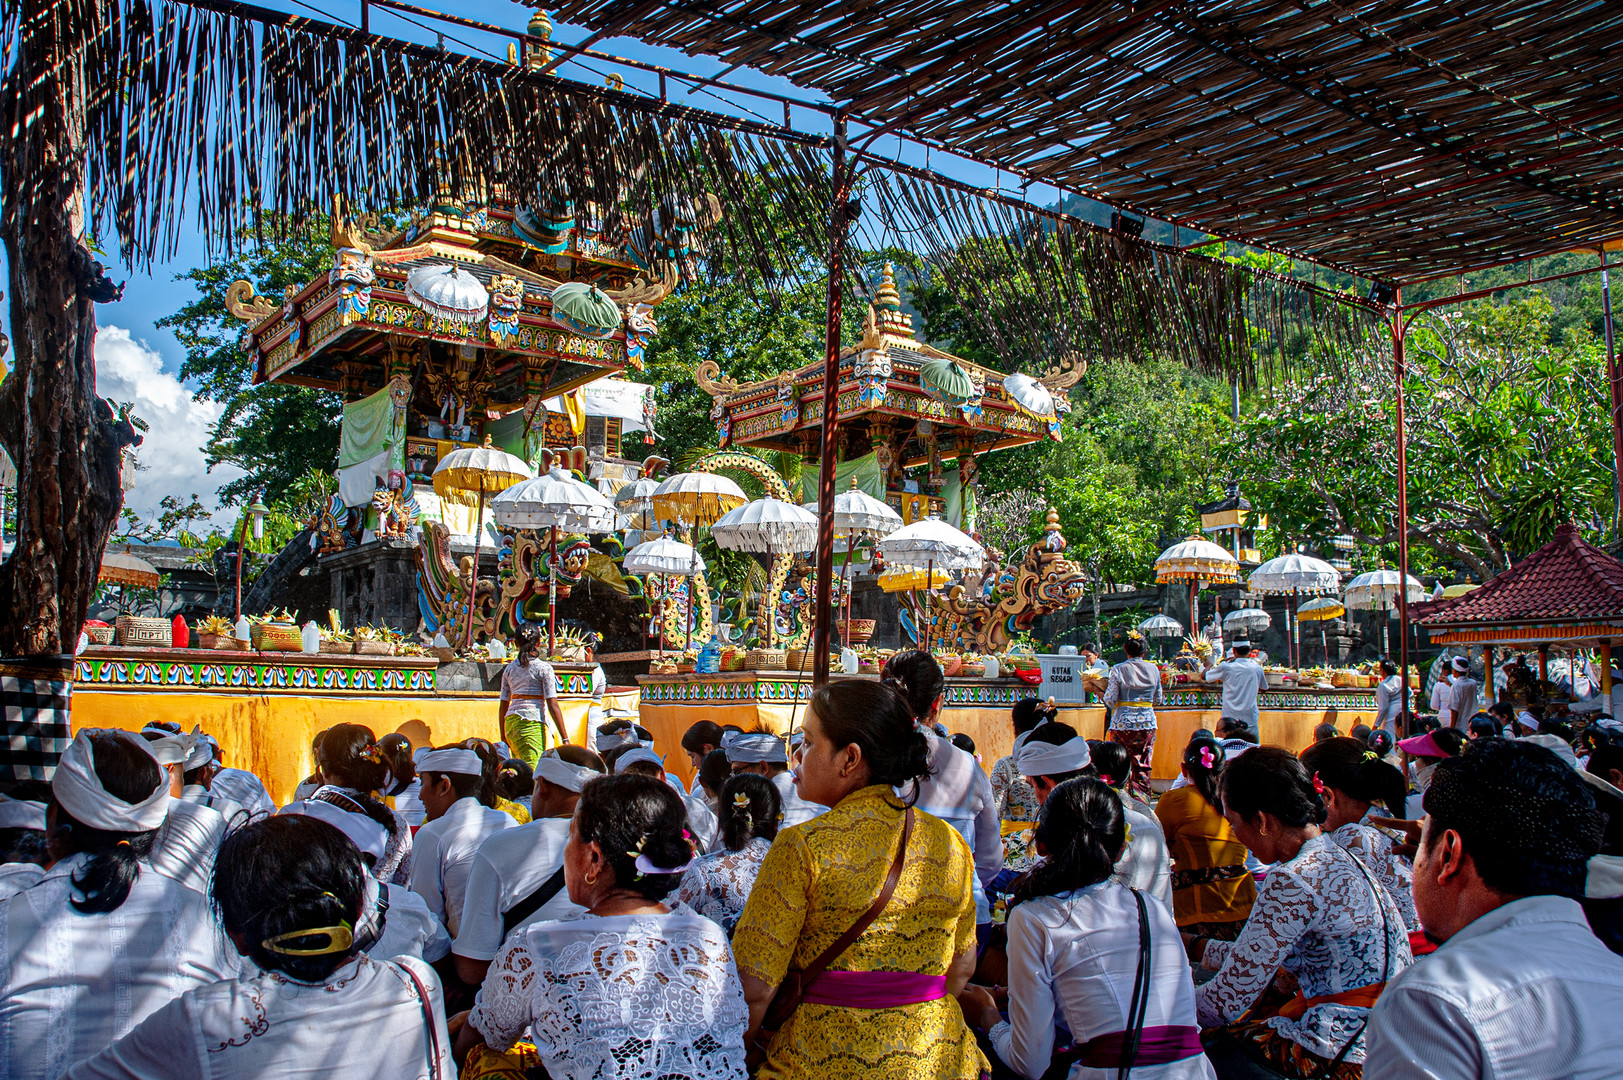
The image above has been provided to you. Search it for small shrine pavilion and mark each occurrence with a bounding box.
[698,264,1079,526]
[1414,523,1623,701]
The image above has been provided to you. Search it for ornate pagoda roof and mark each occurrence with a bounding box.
[1413,524,1623,645]
[698,264,1080,468]
[231,191,696,408]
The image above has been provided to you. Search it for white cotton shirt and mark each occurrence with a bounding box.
[207,768,276,820]
[0,863,44,902]
[1114,797,1174,911]
[900,731,1002,922]
[369,882,452,964]
[452,817,583,962]
[408,796,516,938]
[179,785,249,831]
[1374,675,1403,736]
[469,906,749,1080]
[0,854,239,1080]
[146,798,227,898]
[990,882,1215,1080]
[1446,676,1481,729]
[1428,675,1452,719]
[1203,659,1267,726]
[772,769,826,829]
[63,953,454,1080]
[1365,896,1623,1080]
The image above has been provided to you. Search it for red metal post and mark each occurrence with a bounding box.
[1393,293,1413,734]
[1601,248,1622,532]
[810,112,850,687]
[465,487,487,652]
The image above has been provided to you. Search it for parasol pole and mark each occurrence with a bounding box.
[464,486,487,652]
[924,557,934,654]
[548,525,558,657]
[1394,290,1414,735]
[1291,592,1300,669]
[841,537,854,649]
[1601,245,1622,533]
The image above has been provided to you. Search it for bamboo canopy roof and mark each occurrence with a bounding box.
[540,0,1623,282]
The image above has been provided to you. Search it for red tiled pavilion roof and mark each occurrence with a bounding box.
[1415,525,1623,626]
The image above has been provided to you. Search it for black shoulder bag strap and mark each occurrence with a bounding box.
[502,864,568,936]
[1117,889,1153,1080]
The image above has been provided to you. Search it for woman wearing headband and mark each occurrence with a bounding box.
[1,730,237,1080]
[458,773,747,1079]
[678,773,780,935]
[64,814,455,1080]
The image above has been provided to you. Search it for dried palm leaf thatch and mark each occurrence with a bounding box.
[865,173,1387,387]
[4,0,834,282]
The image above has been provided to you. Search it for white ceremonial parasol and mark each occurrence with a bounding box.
[877,516,984,652]
[492,463,617,655]
[651,471,747,527]
[803,478,904,645]
[1224,607,1272,633]
[623,537,705,655]
[1139,613,1184,659]
[1002,372,1057,420]
[406,263,490,324]
[1247,552,1342,667]
[711,498,819,647]
[433,438,533,650]
[1344,569,1426,656]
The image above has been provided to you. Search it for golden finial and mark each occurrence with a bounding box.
[525,8,554,69]
[1045,509,1061,532]
[507,42,518,65]
[876,262,901,310]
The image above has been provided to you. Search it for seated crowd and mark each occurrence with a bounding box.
[1,651,1621,1079]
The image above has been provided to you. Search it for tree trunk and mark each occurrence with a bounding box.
[0,0,128,657]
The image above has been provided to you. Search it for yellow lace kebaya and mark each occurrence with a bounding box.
[732,785,988,1080]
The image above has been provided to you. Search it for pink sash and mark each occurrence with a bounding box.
[800,970,948,1009]
[1075,1025,1204,1068]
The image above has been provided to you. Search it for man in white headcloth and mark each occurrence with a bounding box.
[726,730,826,827]
[1445,655,1480,730]
[1203,637,1266,731]
[614,746,718,851]
[177,734,254,828]
[205,743,276,821]
[277,795,449,965]
[0,730,238,1080]
[1015,722,1172,908]
[0,789,48,899]
[452,746,606,987]
[136,725,228,896]
[407,747,515,938]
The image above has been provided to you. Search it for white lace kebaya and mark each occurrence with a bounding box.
[677,838,771,935]
[470,904,749,1080]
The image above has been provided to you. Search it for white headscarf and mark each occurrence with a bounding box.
[0,795,47,831]
[725,732,787,764]
[415,748,484,776]
[1015,734,1092,779]
[277,799,389,863]
[139,724,201,767]
[614,746,666,774]
[535,752,602,793]
[53,730,171,832]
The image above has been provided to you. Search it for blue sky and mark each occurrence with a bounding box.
[3,1,1062,527]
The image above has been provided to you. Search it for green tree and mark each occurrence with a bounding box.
[156,218,341,505]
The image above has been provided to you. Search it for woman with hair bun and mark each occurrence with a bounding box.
[1103,631,1165,802]
[315,722,414,885]
[1193,748,1412,1079]
[498,623,568,767]
[1299,737,1419,932]
[459,773,748,1079]
[732,678,987,1080]
[960,778,1215,1079]
[1,730,237,1080]
[1155,732,1256,940]
[64,814,455,1080]
[678,772,780,934]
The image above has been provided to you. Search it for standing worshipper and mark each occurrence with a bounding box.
[450,746,605,987]
[733,679,987,1080]
[457,774,749,1079]
[1102,630,1165,802]
[1444,656,1480,731]
[959,778,1216,1080]
[726,731,826,827]
[1202,639,1267,734]
[313,723,414,885]
[990,697,1052,878]
[1299,738,1419,932]
[882,650,1003,923]
[409,747,516,938]
[0,731,238,1080]
[1427,663,1453,723]
[1373,658,1403,739]
[498,623,568,766]
[1155,732,1256,940]
[678,772,781,935]
[1192,748,1411,1079]
[63,815,455,1080]
[1363,739,1623,1079]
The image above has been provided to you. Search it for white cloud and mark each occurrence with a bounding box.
[94,326,244,525]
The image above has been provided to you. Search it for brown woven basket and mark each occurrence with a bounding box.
[785,648,817,672]
[114,615,173,648]
[251,623,302,652]
[352,638,396,656]
[83,624,115,646]
[744,648,787,670]
[720,649,747,672]
[319,639,352,655]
